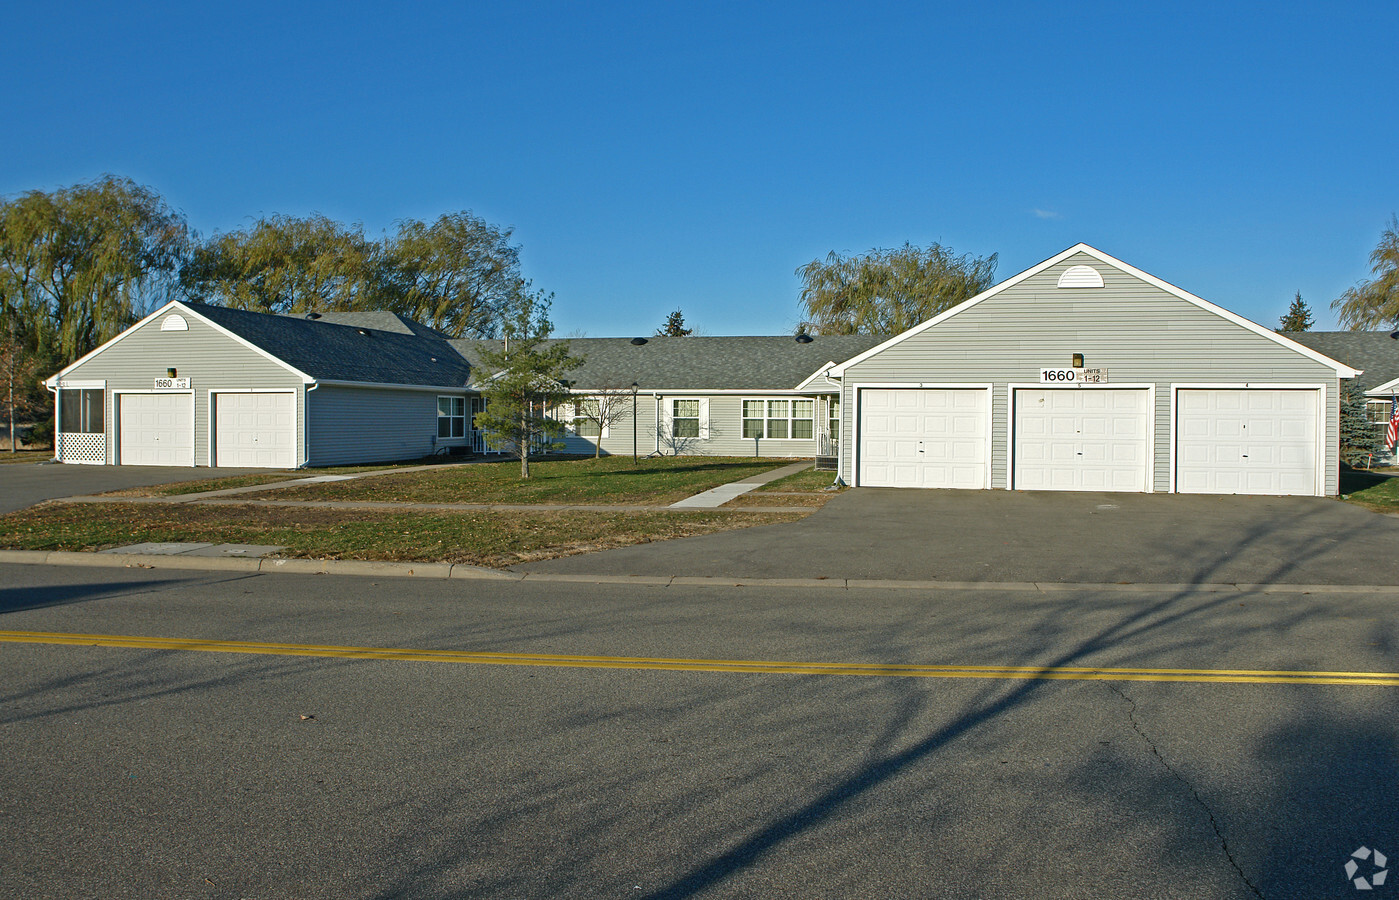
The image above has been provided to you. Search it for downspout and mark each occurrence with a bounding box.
[300,382,318,469]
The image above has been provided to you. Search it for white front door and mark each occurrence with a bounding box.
[119,393,194,466]
[1013,388,1151,491]
[214,392,297,468]
[858,388,989,488]
[1175,389,1319,495]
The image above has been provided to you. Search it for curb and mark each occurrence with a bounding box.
[2,549,1397,595]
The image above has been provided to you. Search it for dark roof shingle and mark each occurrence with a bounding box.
[1286,331,1399,392]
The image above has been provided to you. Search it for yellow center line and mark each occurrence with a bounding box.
[1,629,1396,686]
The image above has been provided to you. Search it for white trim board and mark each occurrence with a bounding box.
[828,244,1361,379]
[1167,383,1327,497]
[47,301,316,387]
[1006,383,1157,493]
[849,383,994,489]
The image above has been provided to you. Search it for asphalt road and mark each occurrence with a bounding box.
[523,488,1399,586]
[0,461,269,514]
[2,563,1395,899]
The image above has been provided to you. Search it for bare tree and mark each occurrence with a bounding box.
[571,387,635,457]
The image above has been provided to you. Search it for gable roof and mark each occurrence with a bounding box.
[828,243,1361,378]
[186,303,472,387]
[285,310,450,341]
[453,334,888,391]
[1287,331,1399,393]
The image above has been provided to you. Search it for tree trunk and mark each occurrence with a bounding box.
[520,411,530,478]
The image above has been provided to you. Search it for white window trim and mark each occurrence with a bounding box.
[436,394,468,442]
[849,384,994,489]
[741,397,817,441]
[660,397,710,440]
[1167,383,1327,497]
[112,389,196,467]
[1006,383,1156,493]
[1365,398,1394,426]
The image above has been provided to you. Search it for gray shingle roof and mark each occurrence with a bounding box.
[188,303,472,387]
[452,334,890,391]
[1286,331,1399,392]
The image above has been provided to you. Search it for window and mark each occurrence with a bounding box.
[673,399,700,438]
[59,389,104,434]
[437,396,465,438]
[741,398,814,439]
[573,399,602,437]
[828,396,840,441]
[1367,399,1394,426]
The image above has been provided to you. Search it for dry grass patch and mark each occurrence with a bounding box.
[723,492,829,508]
[752,467,842,492]
[0,502,805,567]
[256,455,798,506]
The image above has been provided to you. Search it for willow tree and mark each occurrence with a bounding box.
[1333,216,1399,329]
[0,176,189,363]
[796,242,997,335]
[180,214,378,314]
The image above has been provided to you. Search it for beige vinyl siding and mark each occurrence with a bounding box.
[307,386,456,466]
[558,393,831,458]
[56,309,304,466]
[840,252,1342,494]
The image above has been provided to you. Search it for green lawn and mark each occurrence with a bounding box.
[0,502,803,567]
[752,467,842,492]
[106,459,452,497]
[253,455,800,506]
[1340,469,1399,514]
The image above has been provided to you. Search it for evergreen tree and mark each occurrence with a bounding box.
[1339,381,1382,467]
[473,300,582,478]
[1278,291,1313,331]
[658,309,693,336]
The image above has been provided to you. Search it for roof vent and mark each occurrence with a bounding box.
[1391,330,1399,340]
[357,328,371,336]
[795,333,814,343]
[305,312,322,320]
[1057,265,1104,288]
[160,313,188,332]
[630,337,648,345]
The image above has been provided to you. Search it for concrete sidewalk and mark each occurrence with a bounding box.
[668,462,813,508]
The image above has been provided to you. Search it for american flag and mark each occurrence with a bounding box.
[1387,397,1399,451]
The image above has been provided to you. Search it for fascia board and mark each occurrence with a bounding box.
[1066,245,1362,378]
[46,300,317,387]
[313,379,475,393]
[1365,377,1399,396]
[828,244,1091,377]
[794,361,839,391]
[828,242,1362,379]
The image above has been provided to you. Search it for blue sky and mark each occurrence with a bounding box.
[4,2,1396,335]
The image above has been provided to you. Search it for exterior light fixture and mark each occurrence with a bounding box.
[1072,353,1084,367]
[167,367,177,378]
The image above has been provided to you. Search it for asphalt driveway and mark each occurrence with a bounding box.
[0,461,272,514]
[522,488,1399,586]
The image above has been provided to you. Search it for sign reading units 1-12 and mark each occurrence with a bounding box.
[1039,368,1108,384]
[153,377,191,390]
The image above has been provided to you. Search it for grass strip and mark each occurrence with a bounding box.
[0,502,804,567]
[254,455,798,506]
[1339,469,1399,514]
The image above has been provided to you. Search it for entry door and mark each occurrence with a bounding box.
[1175,389,1319,495]
[1014,388,1150,491]
[214,392,297,468]
[119,393,194,466]
[858,388,989,488]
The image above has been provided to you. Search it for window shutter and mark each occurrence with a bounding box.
[697,398,710,439]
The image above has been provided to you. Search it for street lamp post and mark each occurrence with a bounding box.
[631,382,639,464]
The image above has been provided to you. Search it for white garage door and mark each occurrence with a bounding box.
[1014,388,1150,491]
[1176,389,1319,496]
[119,393,194,466]
[859,388,989,488]
[214,392,297,468]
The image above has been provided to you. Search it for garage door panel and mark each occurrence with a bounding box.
[215,392,297,468]
[119,394,194,466]
[1013,388,1150,492]
[1175,389,1318,496]
[859,389,989,489]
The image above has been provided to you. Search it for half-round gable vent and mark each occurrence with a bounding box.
[160,313,188,331]
[1057,265,1104,288]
